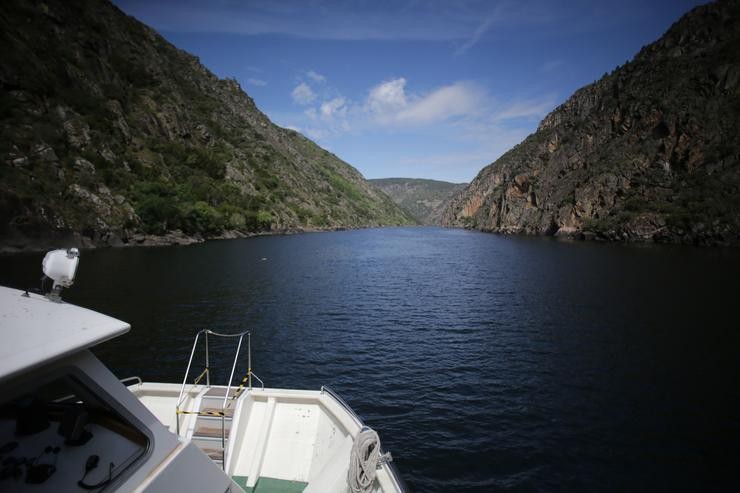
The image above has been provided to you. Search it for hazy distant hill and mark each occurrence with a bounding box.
[0,0,413,251]
[443,1,740,245]
[370,178,466,225]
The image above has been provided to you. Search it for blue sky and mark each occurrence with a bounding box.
[114,0,704,183]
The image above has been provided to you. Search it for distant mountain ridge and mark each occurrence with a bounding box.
[0,0,413,252]
[443,0,740,245]
[369,178,466,225]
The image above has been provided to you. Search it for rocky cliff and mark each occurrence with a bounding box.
[369,178,466,225]
[443,0,740,245]
[0,0,413,252]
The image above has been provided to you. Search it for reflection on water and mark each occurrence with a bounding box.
[1,228,739,491]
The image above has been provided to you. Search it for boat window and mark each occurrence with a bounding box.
[0,374,149,491]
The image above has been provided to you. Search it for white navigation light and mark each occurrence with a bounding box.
[42,248,80,290]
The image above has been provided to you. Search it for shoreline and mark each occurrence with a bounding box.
[0,224,414,256]
[456,225,739,248]
[4,223,736,256]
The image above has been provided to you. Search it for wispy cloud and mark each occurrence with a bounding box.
[291,82,316,105]
[306,70,326,83]
[282,76,553,141]
[366,78,486,125]
[491,98,555,122]
[302,126,329,141]
[397,149,496,170]
[398,83,485,124]
[386,128,529,182]
[246,78,267,87]
[540,59,564,72]
[114,0,565,42]
[320,97,347,119]
[455,16,495,55]
[274,73,556,182]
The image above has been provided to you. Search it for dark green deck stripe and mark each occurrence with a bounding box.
[232,476,307,493]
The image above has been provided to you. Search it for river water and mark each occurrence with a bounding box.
[1,227,738,492]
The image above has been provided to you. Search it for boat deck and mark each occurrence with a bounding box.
[128,382,402,493]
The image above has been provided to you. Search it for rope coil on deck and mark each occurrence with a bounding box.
[348,427,386,493]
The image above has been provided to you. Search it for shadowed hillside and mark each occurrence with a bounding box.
[0,0,413,251]
[443,1,740,245]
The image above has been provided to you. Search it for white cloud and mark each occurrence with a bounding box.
[306,70,326,83]
[320,97,347,119]
[366,78,408,118]
[366,78,485,125]
[291,82,316,105]
[399,83,484,124]
[246,78,267,86]
[276,76,554,181]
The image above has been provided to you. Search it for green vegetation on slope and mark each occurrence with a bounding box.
[0,0,412,249]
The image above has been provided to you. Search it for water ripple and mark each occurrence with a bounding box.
[2,228,739,491]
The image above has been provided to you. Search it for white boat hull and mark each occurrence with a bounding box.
[129,382,404,493]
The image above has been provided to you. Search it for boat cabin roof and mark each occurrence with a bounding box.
[0,286,130,382]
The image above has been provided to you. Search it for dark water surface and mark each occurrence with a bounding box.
[2,227,739,492]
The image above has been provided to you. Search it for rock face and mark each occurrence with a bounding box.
[443,1,740,245]
[0,0,413,251]
[369,178,466,225]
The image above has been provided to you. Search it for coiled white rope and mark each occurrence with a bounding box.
[347,427,382,493]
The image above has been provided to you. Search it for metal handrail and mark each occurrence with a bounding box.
[320,386,408,492]
[320,386,364,427]
[176,330,205,411]
[204,329,250,338]
[222,333,244,410]
[176,329,252,409]
[250,372,265,390]
[175,328,256,470]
